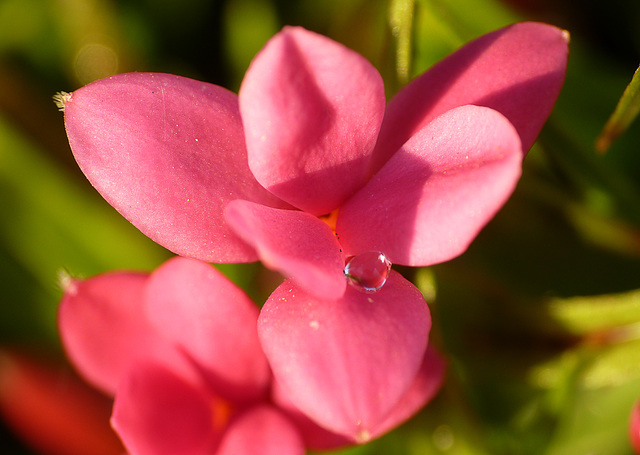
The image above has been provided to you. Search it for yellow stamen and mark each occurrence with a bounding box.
[319,209,339,232]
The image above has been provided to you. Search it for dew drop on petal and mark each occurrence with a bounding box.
[344,251,391,292]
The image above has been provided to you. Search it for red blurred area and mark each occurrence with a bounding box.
[0,350,124,455]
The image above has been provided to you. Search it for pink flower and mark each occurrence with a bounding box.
[58,257,446,454]
[59,22,568,294]
[631,400,640,454]
[57,22,568,445]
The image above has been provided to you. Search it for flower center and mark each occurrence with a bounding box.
[318,210,339,232]
[210,395,233,437]
[344,251,391,293]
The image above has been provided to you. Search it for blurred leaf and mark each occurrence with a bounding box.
[0,114,170,277]
[223,0,279,90]
[53,0,143,85]
[0,0,47,54]
[540,122,640,231]
[415,267,437,304]
[411,1,464,77]
[563,198,640,258]
[294,0,390,87]
[410,0,519,83]
[425,0,520,38]
[541,40,640,226]
[0,114,170,343]
[596,64,640,153]
[440,182,640,299]
[579,340,640,389]
[547,289,640,335]
[546,376,639,455]
[527,351,580,408]
[0,0,135,86]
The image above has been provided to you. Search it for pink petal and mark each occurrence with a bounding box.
[239,26,386,215]
[111,362,220,455]
[58,271,185,396]
[336,105,522,266]
[372,21,568,170]
[272,345,445,449]
[371,345,446,439]
[216,405,305,455]
[271,379,353,451]
[258,271,430,441]
[63,72,287,263]
[144,257,270,402]
[224,200,346,299]
[630,400,640,455]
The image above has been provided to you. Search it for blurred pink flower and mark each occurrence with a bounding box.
[58,257,445,454]
[0,350,123,455]
[57,22,568,446]
[631,400,640,454]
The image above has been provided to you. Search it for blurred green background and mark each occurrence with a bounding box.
[1,0,640,453]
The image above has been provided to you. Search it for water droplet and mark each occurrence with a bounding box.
[344,251,391,292]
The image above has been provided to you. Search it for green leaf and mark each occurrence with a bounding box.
[579,340,640,389]
[410,0,519,81]
[596,64,640,153]
[546,376,639,455]
[546,289,640,335]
